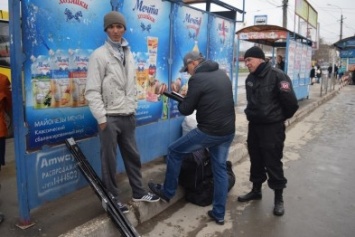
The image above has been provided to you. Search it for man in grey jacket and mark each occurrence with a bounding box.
[85,11,159,213]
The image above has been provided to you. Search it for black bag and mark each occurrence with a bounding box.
[179,149,236,207]
[178,149,212,192]
[226,160,236,191]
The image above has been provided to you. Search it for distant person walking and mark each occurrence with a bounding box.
[238,46,299,216]
[327,64,333,78]
[310,66,316,85]
[276,55,285,72]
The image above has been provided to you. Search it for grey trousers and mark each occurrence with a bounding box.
[99,115,145,199]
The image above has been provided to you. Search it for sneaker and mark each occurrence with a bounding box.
[148,182,170,203]
[207,210,224,225]
[132,192,160,202]
[116,202,129,214]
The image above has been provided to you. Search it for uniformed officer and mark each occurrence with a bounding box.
[238,46,299,216]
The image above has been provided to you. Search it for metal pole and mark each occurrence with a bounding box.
[327,4,343,41]
[282,0,288,28]
[340,14,343,40]
[9,0,33,226]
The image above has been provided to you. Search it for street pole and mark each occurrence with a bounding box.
[340,14,343,40]
[327,4,343,41]
[282,0,288,28]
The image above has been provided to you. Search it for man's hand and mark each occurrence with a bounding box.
[99,122,107,131]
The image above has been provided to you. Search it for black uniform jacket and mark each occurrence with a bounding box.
[245,62,299,124]
[178,60,235,136]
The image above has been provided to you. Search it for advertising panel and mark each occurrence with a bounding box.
[299,43,307,84]
[293,41,303,87]
[287,40,296,81]
[122,0,171,125]
[22,0,172,150]
[170,4,208,118]
[208,15,235,80]
[340,49,355,58]
[22,1,110,150]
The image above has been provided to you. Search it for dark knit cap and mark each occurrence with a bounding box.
[104,11,126,31]
[244,46,265,60]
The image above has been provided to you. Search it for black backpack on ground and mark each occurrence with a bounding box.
[178,149,236,207]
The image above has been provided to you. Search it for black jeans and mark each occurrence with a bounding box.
[247,122,287,190]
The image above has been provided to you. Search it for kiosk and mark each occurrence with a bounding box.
[236,25,313,100]
[333,36,355,74]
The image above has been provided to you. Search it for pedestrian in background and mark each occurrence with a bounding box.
[310,66,316,85]
[85,11,159,213]
[334,64,338,79]
[327,64,333,78]
[149,51,236,225]
[0,73,12,224]
[238,46,299,216]
[276,55,285,72]
[352,67,355,85]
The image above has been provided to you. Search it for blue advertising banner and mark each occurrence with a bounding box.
[22,0,172,150]
[22,1,112,150]
[340,49,355,58]
[208,14,235,80]
[170,4,208,118]
[121,0,171,125]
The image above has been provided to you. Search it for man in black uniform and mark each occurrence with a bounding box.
[237,46,299,216]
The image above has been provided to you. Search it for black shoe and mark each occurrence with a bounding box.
[0,212,5,224]
[273,200,285,216]
[117,202,129,214]
[237,190,262,202]
[148,182,170,203]
[207,210,224,225]
[111,196,129,214]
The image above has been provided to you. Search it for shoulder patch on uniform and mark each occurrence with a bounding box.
[280,81,291,91]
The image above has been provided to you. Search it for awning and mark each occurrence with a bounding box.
[236,24,312,47]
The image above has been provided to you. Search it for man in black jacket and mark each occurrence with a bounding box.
[149,51,235,225]
[237,46,299,216]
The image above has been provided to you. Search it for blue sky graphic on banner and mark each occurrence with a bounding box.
[208,15,235,80]
[22,1,114,150]
[121,0,171,125]
[170,4,208,118]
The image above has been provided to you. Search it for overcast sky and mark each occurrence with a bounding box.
[0,1,7,12]
[217,0,355,44]
[1,0,354,43]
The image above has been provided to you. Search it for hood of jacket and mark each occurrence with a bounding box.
[194,60,219,74]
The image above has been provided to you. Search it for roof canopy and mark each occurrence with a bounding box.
[236,25,312,47]
[332,36,355,50]
[181,0,245,22]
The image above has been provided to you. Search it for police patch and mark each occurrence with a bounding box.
[280,81,291,91]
